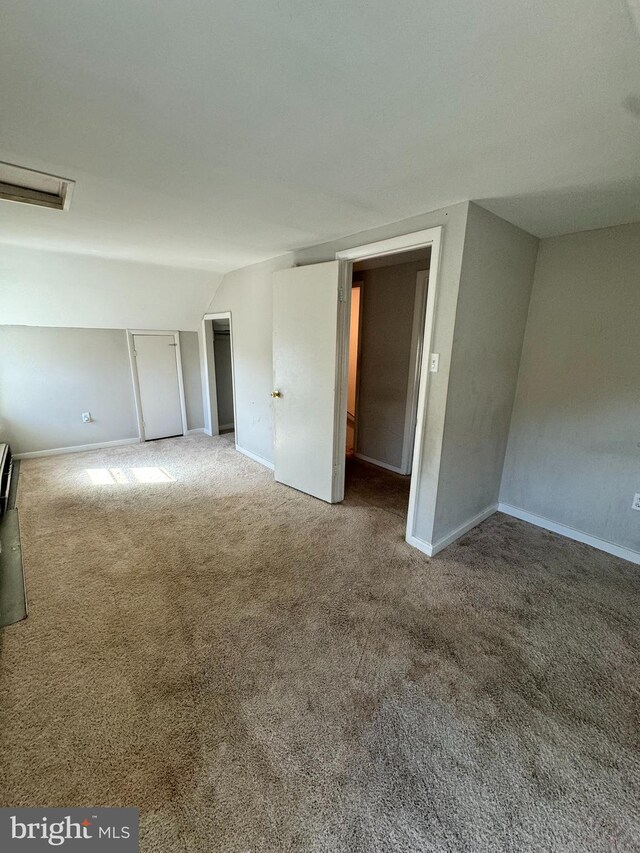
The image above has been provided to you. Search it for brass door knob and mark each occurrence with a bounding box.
[271,390,282,398]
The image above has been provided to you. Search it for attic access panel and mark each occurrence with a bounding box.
[0,162,74,210]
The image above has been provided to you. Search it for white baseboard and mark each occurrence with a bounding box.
[15,437,140,460]
[406,534,435,557]
[354,452,405,475]
[498,503,640,566]
[406,504,498,557]
[235,445,275,470]
[186,428,206,435]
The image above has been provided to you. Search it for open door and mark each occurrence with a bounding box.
[272,261,343,503]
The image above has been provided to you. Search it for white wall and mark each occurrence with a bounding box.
[356,260,425,471]
[209,203,471,543]
[0,325,138,454]
[179,331,205,431]
[0,244,216,452]
[207,255,285,461]
[500,222,640,554]
[433,203,539,543]
[0,325,204,454]
[0,243,221,331]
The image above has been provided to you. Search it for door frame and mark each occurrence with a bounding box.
[201,311,238,440]
[334,226,443,545]
[400,268,430,475]
[127,329,187,442]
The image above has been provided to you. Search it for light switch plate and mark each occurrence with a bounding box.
[632,493,640,511]
[82,412,92,423]
[429,353,440,373]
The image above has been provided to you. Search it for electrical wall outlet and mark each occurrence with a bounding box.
[632,493,640,511]
[429,353,440,373]
[82,412,92,423]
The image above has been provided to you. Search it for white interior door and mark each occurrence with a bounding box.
[133,334,184,440]
[272,261,342,502]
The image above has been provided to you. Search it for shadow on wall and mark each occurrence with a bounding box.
[477,176,640,238]
[500,220,640,554]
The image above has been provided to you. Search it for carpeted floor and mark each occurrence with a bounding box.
[1,434,638,852]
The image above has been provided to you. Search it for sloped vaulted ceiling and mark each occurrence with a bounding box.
[0,0,639,276]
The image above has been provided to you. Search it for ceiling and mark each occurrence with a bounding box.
[1,0,639,273]
[353,248,430,273]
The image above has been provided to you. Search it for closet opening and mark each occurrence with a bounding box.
[202,312,237,439]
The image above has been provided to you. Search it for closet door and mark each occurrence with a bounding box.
[133,334,184,440]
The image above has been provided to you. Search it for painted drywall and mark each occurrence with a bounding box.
[209,202,471,543]
[0,325,138,454]
[356,260,425,470]
[0,244,213,446]
[0,244,221,331]
[206,255,284,461]
[0,325,204,454]
[500,221,640,553]
[2,1,640,271]
[213,333,235,428]
[433,203,538,542]
[179,331,205,431]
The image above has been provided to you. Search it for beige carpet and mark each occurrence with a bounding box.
[1,434,638,852]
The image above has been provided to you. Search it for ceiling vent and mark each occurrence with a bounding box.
[0,162,75,211]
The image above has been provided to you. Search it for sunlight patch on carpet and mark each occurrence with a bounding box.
[86,466,174,485]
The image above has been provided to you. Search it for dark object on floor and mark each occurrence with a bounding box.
[0,508,27,627]
[0,443,14,516]
[0,447,25,627]
[7,457,20,511]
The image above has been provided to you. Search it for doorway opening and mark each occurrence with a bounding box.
[270,225,442,551]
[344,248,431,519]
[202,312,237,440]
[211,319,235,434]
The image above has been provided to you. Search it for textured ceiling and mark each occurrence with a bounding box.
[1,0,639,272]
